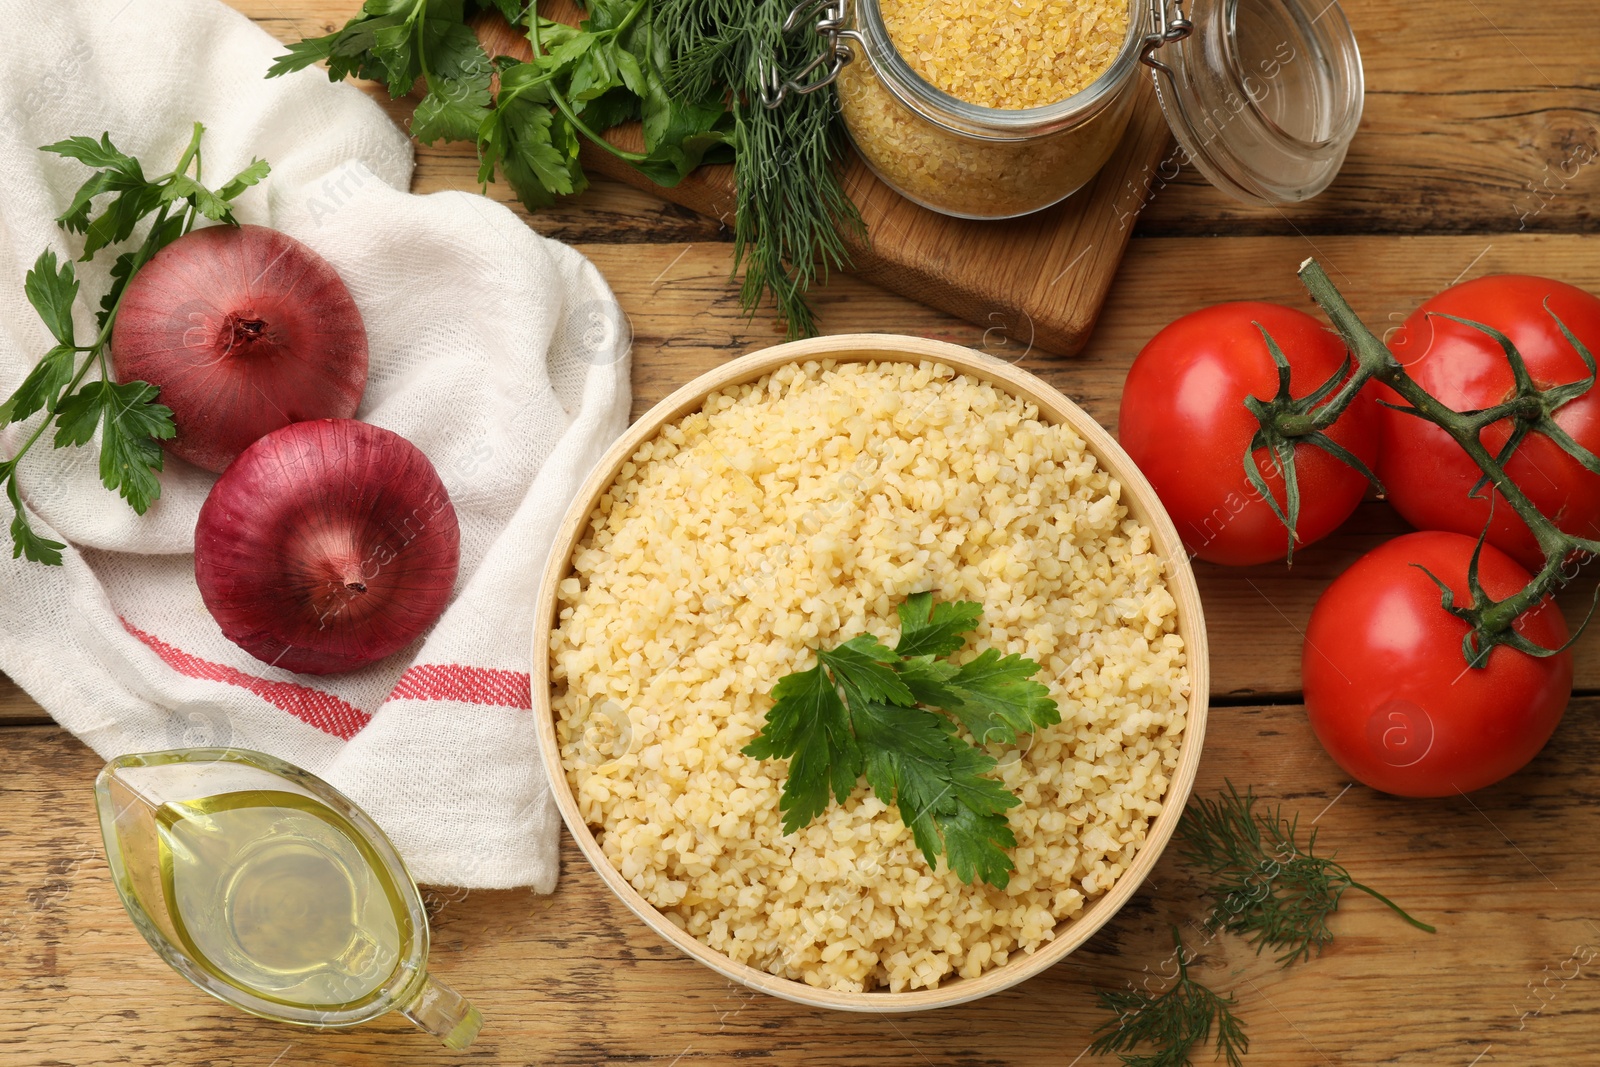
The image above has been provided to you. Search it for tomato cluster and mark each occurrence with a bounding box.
[1118,277,1600,797]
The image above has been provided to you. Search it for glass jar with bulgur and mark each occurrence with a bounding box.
[835,0,1146,219]
[770,0,1366,218]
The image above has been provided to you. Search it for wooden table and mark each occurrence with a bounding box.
[4,3,1599,1064]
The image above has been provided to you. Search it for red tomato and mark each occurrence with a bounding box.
[1302,531,1571,797]
[1119,302,1380,565]
[1381,275,1600,571]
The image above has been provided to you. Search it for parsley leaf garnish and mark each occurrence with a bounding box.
[890,592,1062,744]
[1,124,268,564]
[741,662,858,833]
[818,635,913,707]
[743,595,1059,888]
[943,648,1061,746]
[894,591,982,657]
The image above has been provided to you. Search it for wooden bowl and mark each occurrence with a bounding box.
[531,334,1210,1011]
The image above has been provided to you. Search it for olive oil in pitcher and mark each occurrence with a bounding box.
[97,748,481,1047]
[156,789,410,1009]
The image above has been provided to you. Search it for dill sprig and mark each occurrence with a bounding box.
[1179,782,1436,965]
[657,0,864,338]
[1091,786,1433,1064]
[1090,929,1248,1067]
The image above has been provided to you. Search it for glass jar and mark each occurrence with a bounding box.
[835,1,1149,219]
[768,0,1365,219]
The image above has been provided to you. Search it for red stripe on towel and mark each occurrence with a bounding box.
[387,664,532,710]
[121,621,373,741]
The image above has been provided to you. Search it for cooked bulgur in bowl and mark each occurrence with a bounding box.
[534,337,1208,1010]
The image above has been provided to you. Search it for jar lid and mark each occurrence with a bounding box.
[1143,0,1364,204]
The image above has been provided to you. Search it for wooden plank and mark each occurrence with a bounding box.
[4,1,1596,1064]
[1137,4,1600,237]
[236,1,1600,248]
[575,232,1600,700]
[3,701,1596,1065]
[0,675,49,726]
[467,7,1173,357]
[6,233,1600,720]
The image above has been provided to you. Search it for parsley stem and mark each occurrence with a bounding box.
[524,13,650,165]
[409,0,439,97]
[170,122,206,183]
[92,201,175,350]
[603,0,649,40]
[551,87,649,163]
[2,340,100,481]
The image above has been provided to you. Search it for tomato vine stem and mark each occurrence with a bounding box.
[1264,258,1600,666]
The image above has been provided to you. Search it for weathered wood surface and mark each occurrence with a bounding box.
[0,675,46,726]
[242,1,1600,243]
[568,233,1600,703]
[5,1,1600,1064]
[470,5,1174,357]
[6,235,1594,717]
[1138,4,1600,237]
[4,705,1597,1066]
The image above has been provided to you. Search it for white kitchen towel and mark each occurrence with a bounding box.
[0,0,633,889]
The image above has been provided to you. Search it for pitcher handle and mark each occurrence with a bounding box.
[400,974,483,1050]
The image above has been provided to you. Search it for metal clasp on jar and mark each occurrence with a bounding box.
[1140,0,1195,75]
[759,0,863,109]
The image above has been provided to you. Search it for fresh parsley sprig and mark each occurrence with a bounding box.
[269,0,859,337]
[1,123,269,565]
[271,0,733,210]
[1091,929,1248,1067]
[742,593,1060,888]
[1179,781,1435,965]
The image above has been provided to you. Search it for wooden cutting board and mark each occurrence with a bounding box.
[479,9,1173,357]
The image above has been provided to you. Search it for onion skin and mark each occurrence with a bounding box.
[112,224,368,473]
[195,420,460,675]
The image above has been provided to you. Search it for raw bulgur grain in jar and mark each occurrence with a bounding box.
[834,0,1142,218]
[880,0,1130,109]
[550,360,1188,993]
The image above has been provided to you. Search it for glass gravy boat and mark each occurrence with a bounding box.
[95,748,481,1048]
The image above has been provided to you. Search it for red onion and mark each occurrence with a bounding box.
[111,224,368,473]
[195,420,460,675]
